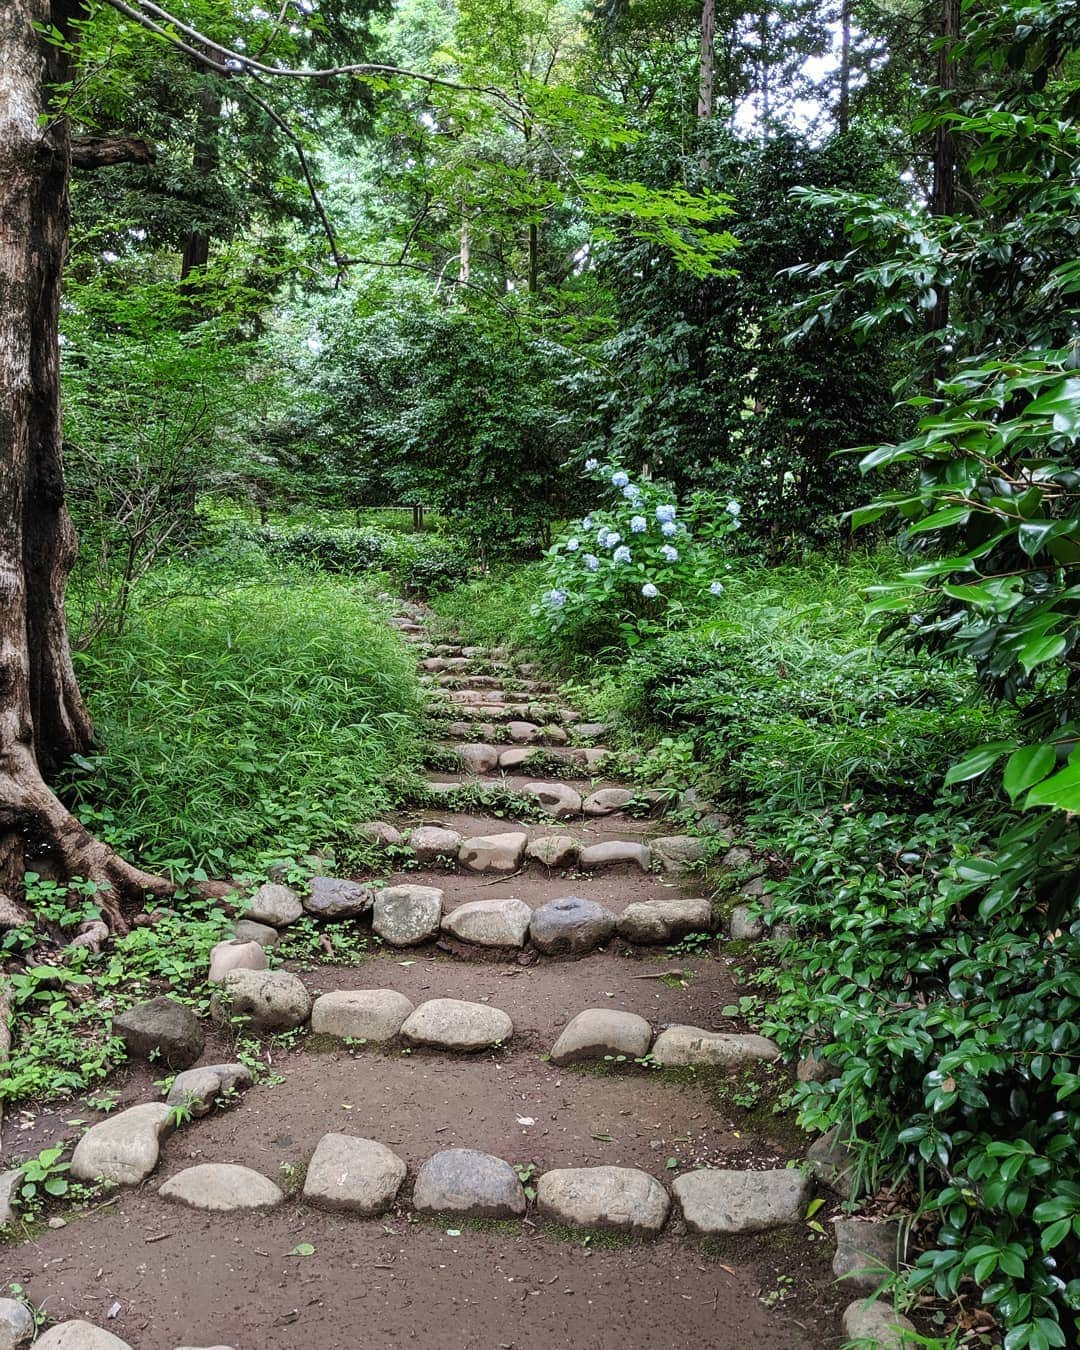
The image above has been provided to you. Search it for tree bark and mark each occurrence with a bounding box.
[70,135,155,169]
[180,71,222,281]
[927,0,961,359]
[0,1,171,930]
[697,0,716,122]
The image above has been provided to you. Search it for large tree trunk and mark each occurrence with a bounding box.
[179,70,222,281]
[0,1,170,928]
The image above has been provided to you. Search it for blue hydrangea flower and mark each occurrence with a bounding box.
[661,545,679,562]
[583,554,599,572]
[661,521,678,537]
[709,580,724,596]
[630,515,647,533]
[596,528,611,548]
[581,516,593,531]
[656,504,676,523]
[641,582,659,599]
[611,471,630,488]
[585,458,599,471]
[605,532,622,548]
[565,537,580,552]
[726,500,741,516]
[623,484,641,501]
[613,545,631,563]
[544,588,568,608]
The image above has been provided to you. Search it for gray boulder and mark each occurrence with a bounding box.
[441,897,531,948]
[525,835,581,869]
[207,939,267,983]
[354,821,405,849]
[650,1026,779,1067]
[70,1102,174,1186]
[652,835,707,871]
[841,1301,918,1348]
[245,882,303,927]
[114,996,205,1070]
[523,781,582,819]
[166,1062,253,1118]
[672,1167,810,1234]
[35,1324,132,1350]
[833,1217,900,1289]
[373,884,443,946]
[413,1149,525,1219]
[458,832,527,873]
[233,919,281,948]
[529,896,616,956]
[582,788,634,817]
[0,1296,34,1348]
[304,876,374,919]
[579,842,651,872]
[617,898,712,943]
[310,989,414,1043]
[550,1009,652,1066]
[303,1134,406,1215]
[808,1124,860,1199]
[729,905,766,940]
[0,1169,19,1227]
[537,1166,669,1235]
[159,1163,284,1212]
[458,743,500,774]
[409,826,462,865]
[401,998,513,1052]
[210,968,311,1032]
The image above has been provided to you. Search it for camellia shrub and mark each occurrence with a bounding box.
[528,460,740,653]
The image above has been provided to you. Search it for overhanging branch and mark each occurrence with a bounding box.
[70,134,156,169]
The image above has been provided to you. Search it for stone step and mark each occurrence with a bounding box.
[426,701,577,724]
[437,718,609,747]
[426,674,555,694]
[430,644,509,660]
[433,742,610,779]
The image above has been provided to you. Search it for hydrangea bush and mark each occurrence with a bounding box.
[529,461,740,650]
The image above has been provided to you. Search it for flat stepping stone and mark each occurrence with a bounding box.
[579,841,651,872]
[650,1026,780,1066]
[160,1163,284,1212]
[439,674,501,688]
[208,938,267,982]
[409,826,462,864]
[311,989,415,1042]
[413,1148,525,1219]
[833,1217,901,1289]
[35,1323,132,1349]
[233,918,281,947]
[303,1134,406,1215]
[526,835,581,868]
[458,831,527,873]
[209,968,312,1032]
[583,787,634,816]
[355,820,405,849]
[550,1009,652,1065]
[456,743,501,773]
[617,898,712,943]
[499,746,536,770]
[574,722,610,740]
[166,1063,253,1118]
[422,656,469,670]
[71,1102,174,1186]
[672,1167,810,1233]
[537,1166,669,1235]
[523,777,583,815]
[373,884,444,945]
[507,720,541,742]
[401,998,513,1051]
[540,723,569,744]
[448,689,506,704]
[244,882,303,926]
[529,896,616,955]
[841,1301,918,1348]
[304,876,374,919]
[652,835,707,871]
[114,996,205,1069]
[442,896,531,947]
[446,720,499,741]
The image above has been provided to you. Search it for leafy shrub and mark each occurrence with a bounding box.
[756,804,1080,1349]
[245,524,471,594]
[64,573,424,873]
[527,461,739,654]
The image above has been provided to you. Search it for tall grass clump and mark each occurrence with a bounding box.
[65,573,424,874]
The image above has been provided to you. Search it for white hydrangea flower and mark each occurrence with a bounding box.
[642,582,659,598]
[630,515,647,533]
[709,580,724,596]
[585,458,599,470]
[726,500,741,516]
[613,545,631,563]
[661,545,679,562]
[566,538,580,552]
[661,521,678,537]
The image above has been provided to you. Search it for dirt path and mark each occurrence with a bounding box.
[0,607,851,1349]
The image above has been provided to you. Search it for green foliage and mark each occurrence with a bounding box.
[245,522,472,594]
[528,463,739,653]
[757,804,1080,1350]
[63,568,423,873]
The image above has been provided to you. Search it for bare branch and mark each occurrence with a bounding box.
[70,134,155,169]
